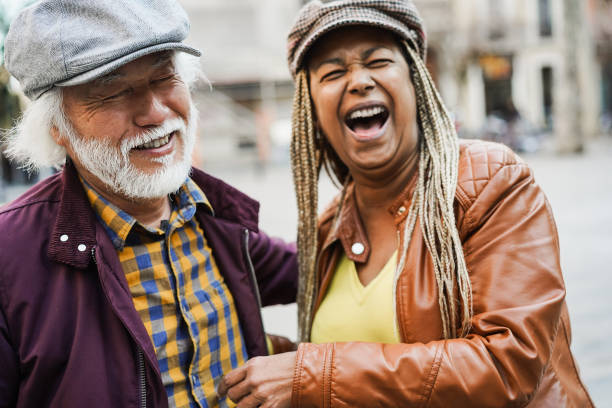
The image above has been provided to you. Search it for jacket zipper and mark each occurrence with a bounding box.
[393,211,417,343]
[138,348,147,408]
[242,229,266,338]
[91,247,147,408]
[392,229,401,342]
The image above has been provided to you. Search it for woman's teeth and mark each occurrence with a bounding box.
[345,105,389,134]
[136,134,171,149]
[348,106,386,120]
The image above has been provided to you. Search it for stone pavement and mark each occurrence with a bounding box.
[203,136,612,407]
[521,138,612,407]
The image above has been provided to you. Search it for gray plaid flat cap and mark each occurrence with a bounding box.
[287,0,426,77]
[4,0,201,100]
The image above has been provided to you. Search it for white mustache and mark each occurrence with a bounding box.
[121,117,187,153]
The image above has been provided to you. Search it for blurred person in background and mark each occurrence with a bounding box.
[218,0,593,407]
[0,0,297,407]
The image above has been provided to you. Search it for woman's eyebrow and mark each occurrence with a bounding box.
[312,57,344,71]
[313,45,392,71]
[361,46,390,59]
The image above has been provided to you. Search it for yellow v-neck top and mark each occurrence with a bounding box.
[310,250,400,344]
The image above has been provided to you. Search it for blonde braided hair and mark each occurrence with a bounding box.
[291,69,320,342]
[291,42,472,342]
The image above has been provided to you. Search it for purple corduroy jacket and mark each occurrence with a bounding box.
[0,161,297,408]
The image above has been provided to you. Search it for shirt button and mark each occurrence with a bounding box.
[398,206,407,215]
[60,234,69,242]
[351,242,365,255]
[77,244,87,252]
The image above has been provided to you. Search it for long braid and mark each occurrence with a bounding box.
[291,70,320,342]
[405,44,472,338]
[291,45,473,341]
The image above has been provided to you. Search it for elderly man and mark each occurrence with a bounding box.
[0,1,297,407]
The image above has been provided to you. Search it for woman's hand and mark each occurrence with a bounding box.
[217,351,296,408]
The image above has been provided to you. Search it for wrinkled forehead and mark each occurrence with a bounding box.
[90,51,175,87]
[305,25,405,71]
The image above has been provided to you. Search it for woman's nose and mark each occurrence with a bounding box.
[347,68,375,95]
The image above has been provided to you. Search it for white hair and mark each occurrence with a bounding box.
[2,50,205,173]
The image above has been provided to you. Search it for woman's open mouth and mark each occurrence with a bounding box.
[345,105,390,140]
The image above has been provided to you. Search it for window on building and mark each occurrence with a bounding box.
[480,55,513,115]
[541,66,554,129]
[602,59,612,118]
[488,0,506,40]
[539,0,553,37]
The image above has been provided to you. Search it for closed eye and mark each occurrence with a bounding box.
[367,59,392,68]
[321,69,346,81]
[152,74,177,84]
[103,89,131,101]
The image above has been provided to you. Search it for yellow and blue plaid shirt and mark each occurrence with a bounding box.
[82,177,247,408]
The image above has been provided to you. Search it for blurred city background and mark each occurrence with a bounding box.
[1,0,611,405]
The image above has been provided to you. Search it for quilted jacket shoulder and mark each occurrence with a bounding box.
[456,139,523,206]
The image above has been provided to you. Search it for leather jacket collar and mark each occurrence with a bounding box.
[321,171,418,265]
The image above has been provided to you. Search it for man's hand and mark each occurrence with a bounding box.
[217,351,296,408]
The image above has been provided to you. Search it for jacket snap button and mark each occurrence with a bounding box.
[351,242,365,255]
[60,234,69,242]
[398,206,406,215]
[77,244,87,252]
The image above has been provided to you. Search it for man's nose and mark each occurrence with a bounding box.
[133,90,171,127]
[348,67,375,95]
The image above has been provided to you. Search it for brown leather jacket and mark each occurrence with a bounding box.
[291,140,593,407]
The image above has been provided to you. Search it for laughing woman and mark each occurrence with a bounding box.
[218,1,594,406]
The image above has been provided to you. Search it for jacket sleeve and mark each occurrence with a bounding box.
[0,297,18,407]
[292,160,567,407]
[248,230,298,307]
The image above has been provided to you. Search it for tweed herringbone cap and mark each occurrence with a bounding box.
[287,0,426,77]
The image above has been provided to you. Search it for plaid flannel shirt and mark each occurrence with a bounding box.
[83,177,247,408]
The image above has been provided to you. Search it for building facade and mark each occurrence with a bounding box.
[1,0,606,187]
[179,0,603,157]
[417,0,602,152]
[593,0,612,133]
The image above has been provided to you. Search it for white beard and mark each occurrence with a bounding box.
[64,107,197,200]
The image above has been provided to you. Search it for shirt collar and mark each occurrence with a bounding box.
[81,176,214,250]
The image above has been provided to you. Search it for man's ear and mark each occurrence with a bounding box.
[51,125,66,147]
